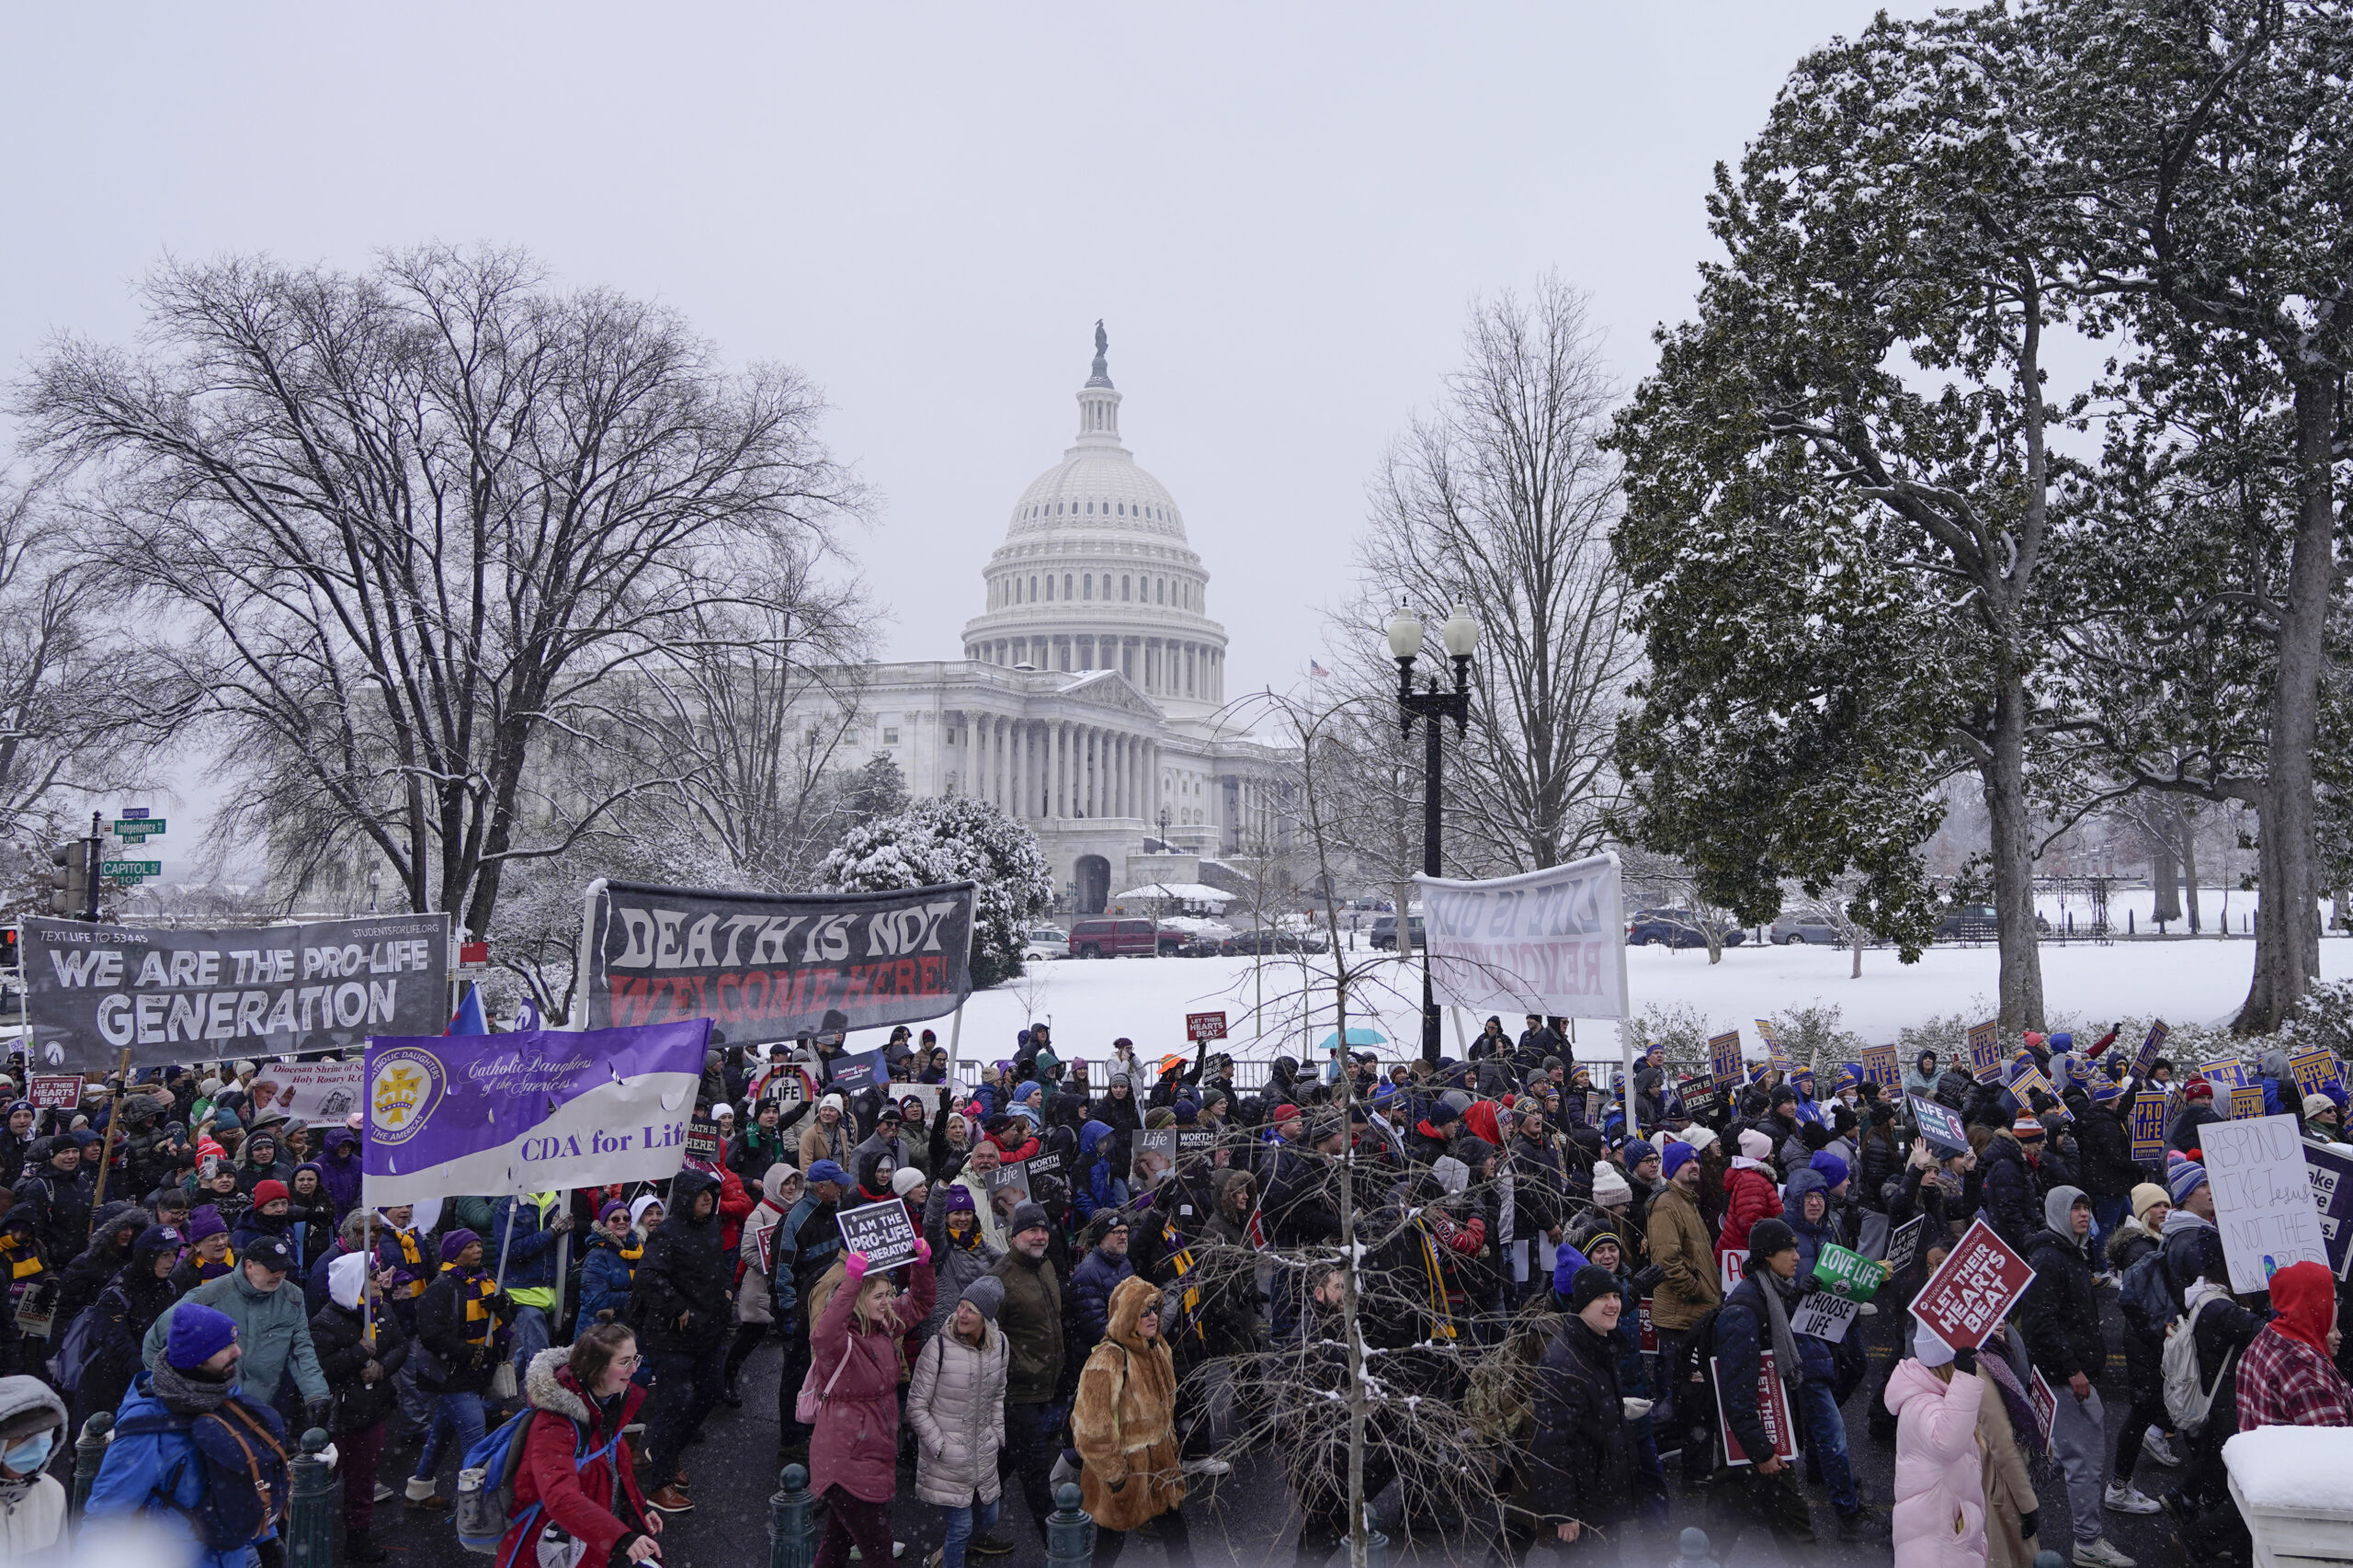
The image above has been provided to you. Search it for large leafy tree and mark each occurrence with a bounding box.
[2039,0,2353,1029]
[1611,9,2089,1029]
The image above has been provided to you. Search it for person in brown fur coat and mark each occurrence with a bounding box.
[1070,1274,1191,1566]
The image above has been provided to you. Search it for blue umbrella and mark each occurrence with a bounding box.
[1318,1028,1388,1051]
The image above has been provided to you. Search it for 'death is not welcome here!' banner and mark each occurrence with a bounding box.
[22,913,450,1072]
[574,879,978,1049]
[1415,852,1627,1021]
[362,1016,711,1205]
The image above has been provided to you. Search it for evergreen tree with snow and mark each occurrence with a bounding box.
[817,794,1052,988]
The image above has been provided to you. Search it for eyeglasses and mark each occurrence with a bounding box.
[611,1353,642,1369]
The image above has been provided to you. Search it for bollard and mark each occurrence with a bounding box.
[285,1427,339,1568]
[1362,1503,1389,1568]
[1046,1481,1095,1568]
[1668,1526,1722,1568]
[70,1410,112,1523]
[770,1463,816,1568]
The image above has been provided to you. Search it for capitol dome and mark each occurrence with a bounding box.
[962,325,1230,714]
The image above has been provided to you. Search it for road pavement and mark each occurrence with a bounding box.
[378,1289,2197,1568]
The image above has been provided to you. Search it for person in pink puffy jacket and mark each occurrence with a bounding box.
[807,1241,938,1568]
[1885,1330,1987,1567]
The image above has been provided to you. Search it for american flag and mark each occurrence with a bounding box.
[1309,659,1331,679]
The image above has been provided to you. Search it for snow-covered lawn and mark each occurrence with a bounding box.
[954,934,2353,1069]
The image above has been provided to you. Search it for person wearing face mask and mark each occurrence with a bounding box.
[90,1302,289,1568]
[0,1374,66,1556]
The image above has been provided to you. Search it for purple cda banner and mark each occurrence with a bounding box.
[362,1017,711,1205]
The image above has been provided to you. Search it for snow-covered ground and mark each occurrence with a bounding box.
[953,934,2353,1070]
[2030,883,2276,936]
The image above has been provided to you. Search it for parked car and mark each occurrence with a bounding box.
[1068,917,1179,959]
[1933,903,2051,941]
[1022,926,1070,961]
[1624,908,1748,949]
[1369,915,1427,951]
[1769,912,1843,946]
[1221,927,1330,956]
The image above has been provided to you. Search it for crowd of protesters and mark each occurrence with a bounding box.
[7,1012,2353,1566]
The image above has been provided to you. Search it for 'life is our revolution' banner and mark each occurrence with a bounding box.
[361,1016,710,1204]
[1415,853,1627,1021]
[23,914,449,1072]
[574,880,978,1049]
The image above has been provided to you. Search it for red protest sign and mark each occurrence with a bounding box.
[1909,1217,2037,1350]
[1712,1351,1801,1466]
[2029,1367,2057,1446]
[1637,1297,1657,1354]
[1186,1011,1228,1044]
[28,1075,81,1111]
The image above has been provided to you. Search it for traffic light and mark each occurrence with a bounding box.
[44,841,87,917]
[0,926,16,969]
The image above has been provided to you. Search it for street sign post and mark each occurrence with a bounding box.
[99,860,160,882]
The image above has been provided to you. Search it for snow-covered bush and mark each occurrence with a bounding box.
[817,795,1053,990]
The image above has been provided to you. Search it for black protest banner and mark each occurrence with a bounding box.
[578,879,976,1049]
[23,913,449,1072]
[835,1198,920,1270]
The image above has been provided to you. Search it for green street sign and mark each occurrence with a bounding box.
[101,860,161,881]
[112,819,165,836]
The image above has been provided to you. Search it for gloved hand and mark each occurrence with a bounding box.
[1630,1264,1666,1294]
[2017,1508,2039,1540]
[303,1399,333,1435]
[913,1237,931,1266]
[843,1251,870,1284]
[1951,1345,1978,1375]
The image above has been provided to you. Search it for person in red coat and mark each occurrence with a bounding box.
[809,1241,938,1568]
[1716,1129,1784,1265]
[498,1324,659,1568]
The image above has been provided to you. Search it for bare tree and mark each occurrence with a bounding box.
[20,246,866,936]
[1346,277,1638,876]
[0,474,153,848]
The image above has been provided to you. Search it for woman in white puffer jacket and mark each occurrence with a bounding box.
[907,1275,1009,1568]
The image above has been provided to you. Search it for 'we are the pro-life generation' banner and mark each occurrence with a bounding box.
[574,879,977,1048]
[23,914,449,1072]
[361,1017,710,1204]
[1415,853,1627,1021]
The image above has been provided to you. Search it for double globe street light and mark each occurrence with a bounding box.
[1388,603,1481,1066]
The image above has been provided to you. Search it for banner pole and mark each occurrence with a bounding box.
[86,1048,132,1240]
[947,1002,965,1086]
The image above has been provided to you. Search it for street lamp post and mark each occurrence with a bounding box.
[1389,604,1481,1067]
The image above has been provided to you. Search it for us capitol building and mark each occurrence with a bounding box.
[820,327,1289,915]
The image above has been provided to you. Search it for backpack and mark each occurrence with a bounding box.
[2162,1295,2234,1435]
[2121,1249,2175,1328]
[45,1299,104,1393]
[115,1393,290,1550]
[454,1407,620,1555]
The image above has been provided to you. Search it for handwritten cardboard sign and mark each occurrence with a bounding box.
[1910,1218,2037,1351]
[2203,1112,2330,1293]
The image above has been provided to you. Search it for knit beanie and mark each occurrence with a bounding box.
[892,1167,926,1197]
[165,1302,239,1369]
[2168,1163,2210,1206]
[1809,1151,1849,1190]
[960,1275,1005,1322]
[1661,1142,1698,1181]
[2131,1183,2170,1223]
[1747,1218,1798,1264]
[1913,1325,1957,1368]
[1737,1129,1774,1163]
[251,1179,289,1208]
[1145,1108,1176,1130]
[186,1205,228,1244]
[1173,1100,1199,1126]
[1568,1265,1620,1314]
[439,1228,481,1265]
[943,1184,977,1213]
[1591,1165,1632,1206]
[2010,1114,2044,1146]
[1007,1201,1051,1238]
[1620,1138,1658,1169]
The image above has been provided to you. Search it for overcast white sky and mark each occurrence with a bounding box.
[4,4,1930,847]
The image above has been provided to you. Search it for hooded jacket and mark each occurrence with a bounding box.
[577,1226,642,1332]
[737,1165,802,1327]
[908,1312,1007,1507]
[81,1227,185,1422]
[0,1374,65,1557]
[1975,1131,2037,1252]
[807,1254,937,1504]
[2018,1186,2103,1385]
[499,1347,653,1568]
[309,1273,411,1434]
[314,1127,363,1220]
[1071,1276,1183,1533]
[1716,1163,1782,1262]
[55,1206,147,1334]
[1886,1355,1987,1567]
[1643,1177,1720,1331]
[1527,1313,1632,1531]
[632,1168,732,1354]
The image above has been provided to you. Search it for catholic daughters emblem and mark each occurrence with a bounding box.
[369,1046,445,1146]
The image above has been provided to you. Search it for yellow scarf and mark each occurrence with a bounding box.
[440,1262,499,1346]
[1415,1223,1458,1341]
